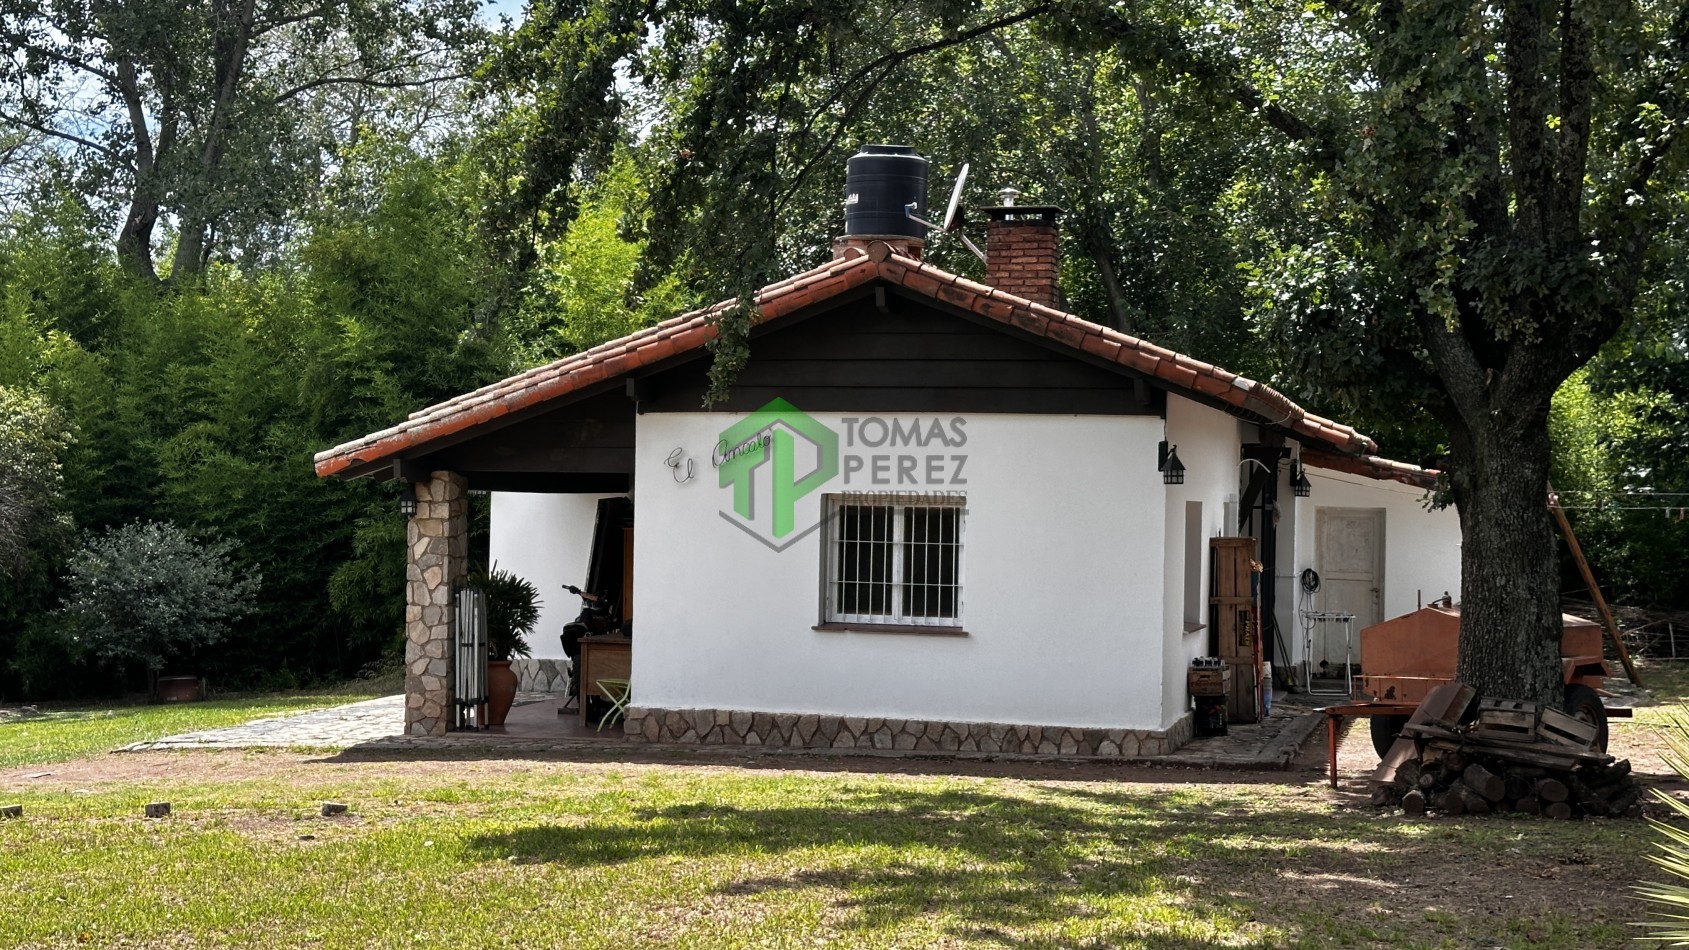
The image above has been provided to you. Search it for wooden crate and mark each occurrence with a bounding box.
[1539,706,1600,750]
[1188,666,1231,696]
[1224,658,1260,723]
[1472,699,1539,742]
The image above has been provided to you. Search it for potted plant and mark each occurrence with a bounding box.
[476,565,538,726]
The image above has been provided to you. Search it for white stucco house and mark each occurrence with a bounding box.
[314,151,1461,751]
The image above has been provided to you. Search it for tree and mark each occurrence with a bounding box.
[498,0,1687,704]
[57,520,260,693]
[502,151,696,368]
[1127,0,1689,704]
[0,0,483,282]
[0,387,73,584]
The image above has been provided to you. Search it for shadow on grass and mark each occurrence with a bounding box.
[463,783,1399,948]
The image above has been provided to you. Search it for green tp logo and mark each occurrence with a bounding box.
[715,398,839,550]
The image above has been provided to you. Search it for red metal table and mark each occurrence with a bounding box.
[1316,702,1415,787]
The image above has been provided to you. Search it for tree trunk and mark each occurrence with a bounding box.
[1086,224,1132,333]
[1449,409,1564,707]
[168,0,256,283]
[173,219,210,281]
[116,193,159,281]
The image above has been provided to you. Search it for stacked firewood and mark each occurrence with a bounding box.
[1369,683,1642,819]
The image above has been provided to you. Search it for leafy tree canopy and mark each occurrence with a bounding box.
[491,0,1689,702]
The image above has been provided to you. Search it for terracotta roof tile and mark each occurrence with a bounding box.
[1080,333,1122,361]
[1303,448,1441,490]
[316,241,1384,478]
[1189,374,1233,398]
[1042,319,1087,349]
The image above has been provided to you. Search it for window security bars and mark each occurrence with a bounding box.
[825,495,964,626]
[453,584,489,730]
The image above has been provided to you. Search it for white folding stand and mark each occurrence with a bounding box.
[1300,610,1355,697]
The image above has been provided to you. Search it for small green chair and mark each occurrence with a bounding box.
[595,678,631,732]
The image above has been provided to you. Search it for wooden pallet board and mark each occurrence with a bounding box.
[1539,707,1600,750]
[1472,699,1540,742]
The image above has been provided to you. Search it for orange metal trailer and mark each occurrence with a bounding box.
[1352,604,1614,755]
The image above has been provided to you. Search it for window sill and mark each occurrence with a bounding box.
[813,623,969,637]
[1183,622,1207,634]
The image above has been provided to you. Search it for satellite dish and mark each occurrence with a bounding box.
[942,163,970,232]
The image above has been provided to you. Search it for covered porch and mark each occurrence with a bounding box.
[350,382,640,738]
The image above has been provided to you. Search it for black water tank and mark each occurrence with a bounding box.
[844,144,928,238]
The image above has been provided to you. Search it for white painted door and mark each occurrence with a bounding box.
[1314,508,1384,672]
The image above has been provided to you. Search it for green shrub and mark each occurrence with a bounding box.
[57,521,261,689]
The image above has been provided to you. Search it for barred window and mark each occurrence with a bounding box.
[823,495,964,627]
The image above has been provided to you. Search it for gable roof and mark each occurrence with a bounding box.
[314,240,1387,479]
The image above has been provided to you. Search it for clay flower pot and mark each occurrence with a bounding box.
[156,676,202,703]
[486,660,518,726]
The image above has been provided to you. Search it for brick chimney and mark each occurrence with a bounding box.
[984,192,1062,308]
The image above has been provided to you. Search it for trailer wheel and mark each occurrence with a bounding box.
[1563,683,1609,752]
[1370,714,1410,759]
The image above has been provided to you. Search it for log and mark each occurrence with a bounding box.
[1516,796,1542,815]
[1439,789,1468,816]
[1397,759,1423,789]
[1545,801,1574,820]
[1609,787,1642,816]
[1503,774,1535,802]
[1572,777,1629,812]
[1579,774,1632,801]
[1402,789,1427,816]
[1444,750,1469,774]
[1591,759,1632,782]
[1464,764,1506,803]
[1462,788,1492,815]
[1464,740,1588,771]
[1418,771,1441,792]
[1370,785,1396,807]
[1537,779,1570,803]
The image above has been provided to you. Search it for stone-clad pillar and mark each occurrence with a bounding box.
[404,470,468,736]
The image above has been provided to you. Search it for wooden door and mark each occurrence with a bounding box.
[621,525,634,621]
[1315,508,1384,671]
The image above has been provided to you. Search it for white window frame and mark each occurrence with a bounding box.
[822,494,965,628]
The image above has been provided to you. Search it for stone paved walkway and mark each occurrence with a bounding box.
[1154,691,1327,769]
[118,691,1326,768]
[118,695,409,751]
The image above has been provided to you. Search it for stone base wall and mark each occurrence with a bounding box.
[623,706,1194,757]
[512,658,571,693]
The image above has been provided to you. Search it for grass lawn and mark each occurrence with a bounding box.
[0,750,1658,949]
[2,664,1682,949]
[0,691,382,769]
